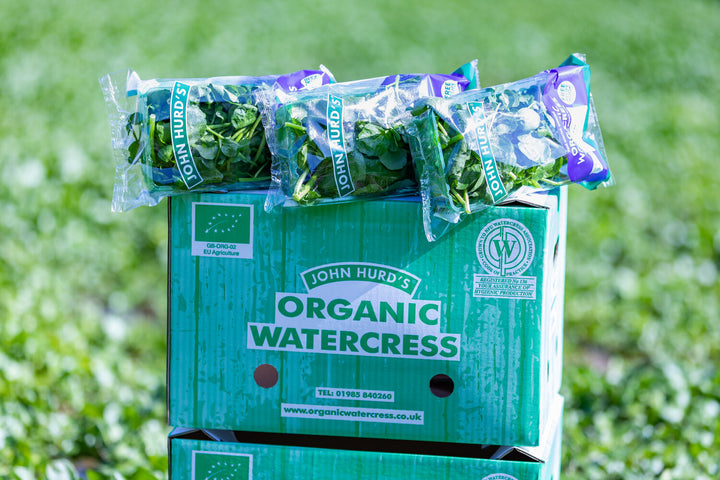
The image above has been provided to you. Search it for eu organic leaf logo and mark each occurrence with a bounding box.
[193,451,251,480]
[194,204,251,244]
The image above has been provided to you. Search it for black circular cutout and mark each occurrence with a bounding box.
[429,374,454,398]
[254,364,279,388]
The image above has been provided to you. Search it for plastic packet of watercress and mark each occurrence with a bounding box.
[258,60,479,211]
[408,53,612,241]
[99,67,335,212]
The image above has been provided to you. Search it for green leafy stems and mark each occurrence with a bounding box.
[131,84,272,190]
[276,102,415,205]
[413,91,568,215]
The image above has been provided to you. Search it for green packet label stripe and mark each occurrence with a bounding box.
[301,262,421,296]
[327,94,355,197]
[170,82,203,189]
[467,102,506,203]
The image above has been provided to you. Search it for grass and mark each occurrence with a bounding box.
[0,0,718,478]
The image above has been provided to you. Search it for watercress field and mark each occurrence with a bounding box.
[0,0,718,478]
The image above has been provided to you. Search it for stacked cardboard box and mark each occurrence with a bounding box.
[165,186,567,479]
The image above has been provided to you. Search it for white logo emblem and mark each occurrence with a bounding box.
[476,219,534,276]
[557,80,577,105]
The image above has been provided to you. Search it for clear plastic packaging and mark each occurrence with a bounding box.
[408,54,613,241]
[259,61,479,211]
[100,68,334,212]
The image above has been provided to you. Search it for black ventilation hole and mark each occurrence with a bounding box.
[254,364,279,388]
[430,374,455,398]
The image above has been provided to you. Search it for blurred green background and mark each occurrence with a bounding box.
[1,0,718,478]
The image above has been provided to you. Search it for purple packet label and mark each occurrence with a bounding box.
[379,73,470,98]
[274,69,333,92]
[427,74,469,98]
[542,65,608,183]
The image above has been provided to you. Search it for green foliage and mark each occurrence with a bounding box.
[411,105,567,214]
[0,0,718,478]
[138,83,270,191]
[272,94,414,205]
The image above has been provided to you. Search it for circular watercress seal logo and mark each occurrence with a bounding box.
[476,219,534,276]
[481,474,519,480]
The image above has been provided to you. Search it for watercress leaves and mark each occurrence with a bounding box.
[411,82,572,222]
[131,83,272,190]
[270,96,415,206]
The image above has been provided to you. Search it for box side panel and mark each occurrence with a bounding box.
[168,195,197,427]
[169,194,290,429]
[450,204,548,445]
[170,437,545,480]
[538,187,567,440]
[544,415,564,480]
[553,186,568,397]
[539,398,564,480]
[169,192,555,445]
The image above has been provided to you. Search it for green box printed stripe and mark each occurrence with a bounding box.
[467,102,506,203]
[327,94,355,196]
[171,82,203,189]
[193,451,251,480]
[194,204,251,244]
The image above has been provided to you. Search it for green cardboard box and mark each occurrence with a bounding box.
[168,396,564,480]
[168,187,566,446]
